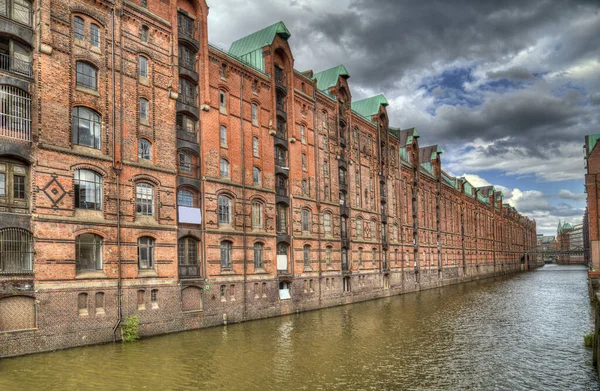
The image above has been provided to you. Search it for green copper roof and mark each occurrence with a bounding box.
[228,21,291,72]
[587,134,600,156]
[351,94,389,118]
[313,65,350,92]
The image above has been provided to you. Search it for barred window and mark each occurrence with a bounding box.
[138,139,151,160]
[136,183,154,216]
[251,201,263,229]
[220,159,229,178]
[177,189,193,207]
[138,56,148,78]
[140,98,149,121]
[0,228,33,274]
[90,24,100,47]
[220,241,232,268]
[74,16,84,40]
[1,85,31,141]
[252,136,259,157]
[138,236,154,270]
[72,106,101,149]
[76,61,97,90]
[301,209,310,232]
[76,233,102,271]
[253,243,263,268]
[218,195,231,225]
[178,151,192,173]
[178,237,199,277]
[303,245,310,266]
[324,213,331,234]
[74,169,102,210]
[253,167,261,185]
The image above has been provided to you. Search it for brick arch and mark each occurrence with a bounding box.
[131,173,160,186]
[73,228,106,238]
[70,8,107,26]
[73,57,103,72]
[70,163,108,177]
[0,296,36,332]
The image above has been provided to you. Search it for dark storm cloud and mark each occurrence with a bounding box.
[487,67,536,81]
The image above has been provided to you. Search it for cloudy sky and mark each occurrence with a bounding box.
[207,0,599,235]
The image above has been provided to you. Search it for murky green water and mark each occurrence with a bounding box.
[1,264,597,390]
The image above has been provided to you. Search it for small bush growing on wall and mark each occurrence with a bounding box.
[121,315,140,343]
[584,333,594,348]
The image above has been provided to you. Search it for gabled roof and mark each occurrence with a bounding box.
[228,21,291,72]
[477,186,495,198]
[419,145,442,163]
[586,134,600,157]
[351,94,389,118]
[313,65,350,92]
[399,128,420,147]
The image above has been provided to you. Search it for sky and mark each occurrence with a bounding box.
[206,0,600,236]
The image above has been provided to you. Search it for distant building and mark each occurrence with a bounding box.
[557,221,584,264]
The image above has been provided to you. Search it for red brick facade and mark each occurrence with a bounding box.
[0,0,536,358]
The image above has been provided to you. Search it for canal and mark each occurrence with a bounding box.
[1,264,597,390]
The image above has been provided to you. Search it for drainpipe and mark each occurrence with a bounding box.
[240,75,248,321]
[312,86,322,307]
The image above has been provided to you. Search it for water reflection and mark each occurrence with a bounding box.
[0,264,597,391]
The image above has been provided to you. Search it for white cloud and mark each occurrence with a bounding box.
[559,189,587,200]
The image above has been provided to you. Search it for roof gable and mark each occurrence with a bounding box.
[351,94,389,118]
[228,21,291,71]
[313,65,350,92]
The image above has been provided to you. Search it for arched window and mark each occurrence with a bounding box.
[303,244,310,266]
[136,183,154,216]
[218,195,231,224]
[276,203,288,234]
[219,90,226,112]
[74,169,102,210]
[220,241,232,268]
[178,237,199,277]
[76,233,102,271]
[323,213,331,234]
[138,236,155,270]
[251,103,258,124]
[220,158,229,178]
[177,189,193,207]
[72,107,101,149]
[251,201,263,229]
[325,246,332,266]
[252,136,259,157]
[78,292,88,316]
[357,248,363,266]
[141,25,149,42]
[176,112,196,133]
[139,98,149,122]
[73,16,84,40]
[138,139,152,160]
[90,24,100,47]
[356,218,363,237]
[95,292,105,313]
[0,228,33,274]
[301,209,310,232]
[138,56,148,78]
[178,150,192,173]
[220,125,227,147]
[76,61,97,90]
[253,242,263,268]
[253,167,261,185]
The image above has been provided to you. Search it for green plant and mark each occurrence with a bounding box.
[584,333,594,348]
[121,315,140,343]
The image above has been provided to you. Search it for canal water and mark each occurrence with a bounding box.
[1,264,597,391]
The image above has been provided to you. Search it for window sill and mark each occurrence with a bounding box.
[219,108,227,115]
[90,46,102,55]
[135,216,158,225]
[75,271,107,279]
[254,267,268,274]
[138,270,159,278]
[220,269,235,275]
[139,76,150,86]
[75,208,103,219]
[140,119,150,127]
[303,266,312,272]
[75,85,100,97]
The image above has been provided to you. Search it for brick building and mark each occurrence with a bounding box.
[586,135,600,271]
[0,0,537,358]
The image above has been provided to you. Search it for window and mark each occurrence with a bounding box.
[276,203,288,234]
[220,159,230,178]
[137,290,145,310]
[141,25,149,42]
[74,169,102,210]
[177,12,194,39]
[372,249,376,266]
[279,281,291,300]
[177,113,196,133]
[221,63,226,79]
[276,174,287,197]
[371,221,375,239]
[251,104,258,124]
[356,218,363,237]
[151,289,158,308]
[358,248,363,266]
[179,78,196,106]
[343,276,351,292]
[139,56,148,78]
[303,245,310,267]
[76,233,102,271]
[95,292,105,314]
[324,213,331,234]
[0,85,31,140]
[74,16,84,40]
[253,136,259,157]
[300,125,306,143]
[178,237,199,277]
[178,44,195,71]
[254,243,263,268]
[275,146,287,167]
[78,293,88,316]
[90,24,100,47]
[138,236,154,270]
[178,151,192,173]
[324,185,329,201]
[326,246,332,266]
[219,90,226,112]
[252,79,258,93]
[220,125,227,147]
[253,167,261,185]
[139,98,149,122]
[302,154,307,171]
[177,189,193,207]
[76,62,97,90]
[251,201,263,229]
[141,0,147,6]
[322,135,327,149]
[323,161,328,177]
[301,209,310,232]
[220,241,232,268]
[0,228,33,274]
[301,179,308,195]
[138,139,151,160]
[72,107,101,149]
[136,183,154,216]
[321,111,327,128]
[218,195,231,225]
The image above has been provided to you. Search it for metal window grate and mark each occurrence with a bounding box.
[0,85,31,141]
[0,228,33,275]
